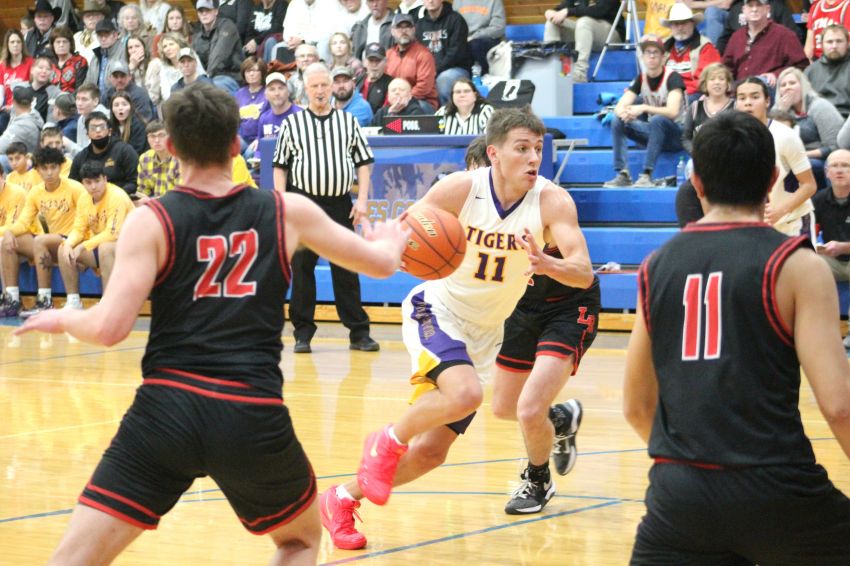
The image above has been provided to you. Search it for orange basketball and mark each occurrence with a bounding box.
[401,207,467,280]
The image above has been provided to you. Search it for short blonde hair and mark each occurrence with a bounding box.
[698,63,732,95]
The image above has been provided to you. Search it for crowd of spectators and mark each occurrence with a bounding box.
[1,0,850,317]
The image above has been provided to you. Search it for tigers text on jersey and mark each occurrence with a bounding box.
[142,185,291,399]
[639,222,816,467]
[426,166,546,328]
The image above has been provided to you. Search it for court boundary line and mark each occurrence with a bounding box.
[1,439,838,526]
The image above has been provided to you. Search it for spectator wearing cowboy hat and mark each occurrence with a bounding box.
[74,0,111,64]
[662,3,721,103]
[25,0,61,58]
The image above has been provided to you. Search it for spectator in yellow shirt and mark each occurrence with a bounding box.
[0,168,27,315]
[136,120,176,198]
[1,147,85,317]
[5,142,40,192]
[60,161,135,309]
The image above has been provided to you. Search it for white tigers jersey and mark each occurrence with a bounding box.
[426,166,546,328]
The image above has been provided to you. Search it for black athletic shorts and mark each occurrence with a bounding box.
[496,290,600,375]
[630,461,850,565]
[79,380,316,535]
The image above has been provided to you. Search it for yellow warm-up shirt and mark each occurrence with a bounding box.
[0,182,27,228]
[7,169,41,192]
[10,178,85,237]
[66,184,134,250]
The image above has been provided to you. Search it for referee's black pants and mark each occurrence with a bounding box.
[288,190,370,343]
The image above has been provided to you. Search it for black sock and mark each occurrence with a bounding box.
[527,462,550,483]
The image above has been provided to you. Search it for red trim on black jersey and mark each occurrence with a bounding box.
[762,235,809,347]
[654,457,726,470]
[272,190,291,284]
[142,378,283,405]
[155,367,253,389]
[146,200,176,286]
[682,221,771,232]
[86,482,161,519]
[173,184,249,199]
[78,495,158,530]
[239,465,317,535]
[638,254,653,334]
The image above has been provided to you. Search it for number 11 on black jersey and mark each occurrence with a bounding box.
[682,272,723,361]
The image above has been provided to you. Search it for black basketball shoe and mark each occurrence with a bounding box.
[551,399,583,476]
[504,468,556,515]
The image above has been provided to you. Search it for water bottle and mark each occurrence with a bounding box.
[676,157,687,186]
[471,63,482,78]
[471,63,488,96]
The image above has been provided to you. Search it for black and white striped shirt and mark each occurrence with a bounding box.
[272,108,374,197]
[435,103,495,136]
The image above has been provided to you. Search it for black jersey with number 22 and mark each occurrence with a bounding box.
[141,186,290,398]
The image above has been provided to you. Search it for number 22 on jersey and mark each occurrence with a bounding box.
[682,272,722,361]
[194,229,259,300]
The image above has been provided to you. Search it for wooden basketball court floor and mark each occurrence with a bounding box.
[2,319,848,565]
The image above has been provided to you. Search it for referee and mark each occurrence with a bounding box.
[272,62,379,354]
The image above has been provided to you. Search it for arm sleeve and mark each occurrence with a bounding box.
[627,75,642,95]
[681,101,696,155]
[8,191,39,237]
[119,145,140,194]
[666,72,686,93]
[570,0,617,20]
[809,98,844,156]
[475,0,506,39]
[65,202,89,248]
[83,195,131,250]
[208,20,242,76]
[272,120,292,169]
[436,16,471,72]
[69,153,82,181]
[350,119,375,168]
[413,51,439,100]
[145,58,162,105]
[74,59,88,89]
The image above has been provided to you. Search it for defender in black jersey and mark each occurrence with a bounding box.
[16,83,408,566]
[493,245,599,515]
[624,111,850,564]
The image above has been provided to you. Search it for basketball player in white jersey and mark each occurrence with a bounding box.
[735,76,817,237]
[319,108,595,550]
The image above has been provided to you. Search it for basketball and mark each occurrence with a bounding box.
[401,207,466,280]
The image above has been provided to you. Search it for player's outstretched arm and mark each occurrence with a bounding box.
[528,186,594,289]
[623,290,658,444]
[14,208,162,345]
[784,250,850,461]
[284,192,409,278]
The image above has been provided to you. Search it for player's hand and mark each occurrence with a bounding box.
[361,218,411,263]
[13,309,67,336]
[350,201,369,226]
[60,242,74,264]
[72,244,86,263]
[519,228,550,276]
[763,202,786,225]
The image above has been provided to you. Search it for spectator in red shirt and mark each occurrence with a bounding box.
[385,13,439,111]
[0,30,33,110]
[722,0,808,86]
[50,26,89,93]
[662,4,721,103]
[805,0,850,61]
